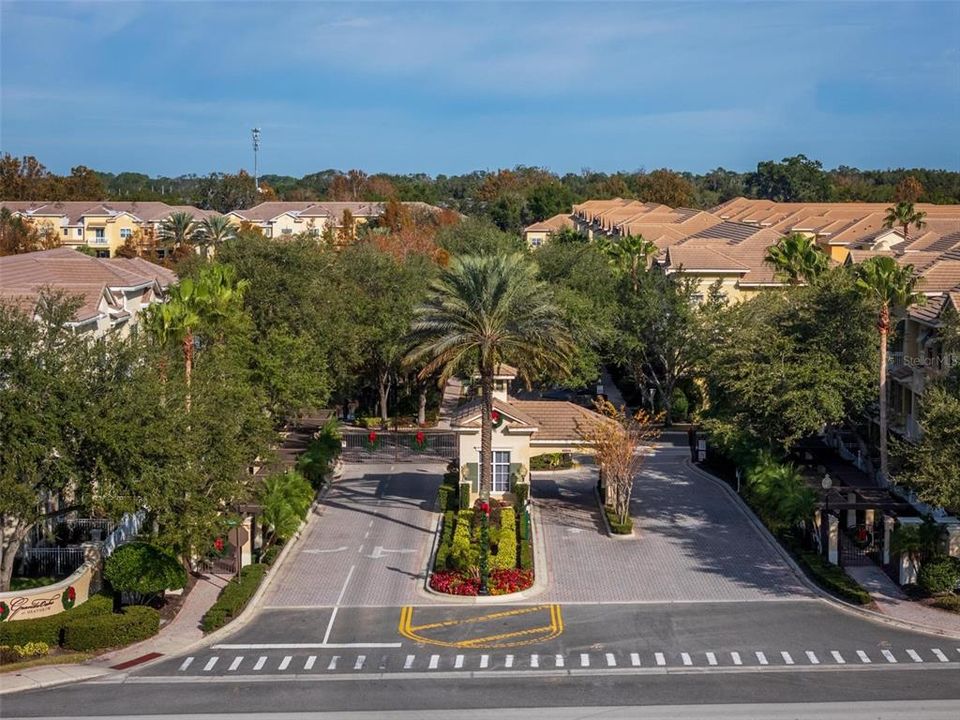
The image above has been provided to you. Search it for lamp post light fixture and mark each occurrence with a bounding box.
[821,473,833,517]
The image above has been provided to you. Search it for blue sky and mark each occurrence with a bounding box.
[2,1,958,177]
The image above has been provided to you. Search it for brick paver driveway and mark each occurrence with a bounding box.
[534,445,812,603]
[262,462,445,608]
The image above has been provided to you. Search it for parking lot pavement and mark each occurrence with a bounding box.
[261,462,446,609]
[533,449,812,603]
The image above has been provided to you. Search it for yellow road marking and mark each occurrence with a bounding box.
[398,604,564,649]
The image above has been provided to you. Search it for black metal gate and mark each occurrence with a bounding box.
[839,520,885,567]
[341,430,457,463]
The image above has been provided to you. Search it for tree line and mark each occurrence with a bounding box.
[3,153,959,234]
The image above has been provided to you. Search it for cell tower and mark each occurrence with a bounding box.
[251,128,261,192]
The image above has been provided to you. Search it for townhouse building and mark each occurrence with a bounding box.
[1,201,214,258]
[0,247,177,338]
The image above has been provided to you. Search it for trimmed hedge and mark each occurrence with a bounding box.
[519,511,533,570]
[449,510,476,571]
[918,558,960,596]
[434,511,456,571]
[0,595,113,646]
[437,480,458,513]
[491,508,517,570]
[529,453,573,471]
[62,606,159,651]
[605,507,633,535]
[104,542,187,599]
[201,564,269,633]
[932,594,960,614]
[794,549,872,605]
[458,483,471,510]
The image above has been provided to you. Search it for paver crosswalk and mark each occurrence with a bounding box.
[168,646,960,677]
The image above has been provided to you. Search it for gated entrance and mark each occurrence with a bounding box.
[341,430,457,463]
[838,519,885,567]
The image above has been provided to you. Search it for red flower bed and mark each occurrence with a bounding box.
[430,569,534,596]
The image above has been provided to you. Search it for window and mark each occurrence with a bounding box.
[530,238,542,248]
[94,228,105,242]
[77,228,83,236]
[120,228,132,239]
[95,250,110,258]
[62,228,68,236]
[281,228,293,235]
[493,450,511,492]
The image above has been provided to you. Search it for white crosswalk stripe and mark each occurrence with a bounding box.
[605,653,616,667]
[705,652,717,666]
[326,656,338,671]
[178,657,194,672]
[831,651,846,664]
[278,656,291,671]
[932,648,949,662]
[203,657,218,672]
[630,653,641,667]
[254,656,267,671]
[304,655,316,670]
[428,655,439,670]
[530,654,539,668]
[881,650,897,664]
[906,649,923,663]
[756,651,768,665]
[228,656,244,671]
[655,652,666,666]
[556,654,565,667]
[354,655,365,670]
[454,654,464,669]
[403,654,415,670]
[857,650,871,663]
[731,652,742,666]
[480,654,489,669]
[781,651,794,665]
[681,652,692,666]
[505,654,514,668]
[805,651,819,665]
[580,653,590,667]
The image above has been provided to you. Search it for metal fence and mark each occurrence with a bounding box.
[23,517,116,549]
[14,546,86,579]
[341,430,457,463]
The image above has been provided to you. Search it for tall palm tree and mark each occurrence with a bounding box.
[855,256,925,483]
[194,215,237,258]
[405,254,572,589]
[604,234,658,291]
[764,232,829,285]
[884,201,927,241]
[158,211,197,254]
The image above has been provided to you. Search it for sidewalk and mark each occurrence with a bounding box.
[436,378,464,429]
[0,571,230,695]
[845,564,960,636]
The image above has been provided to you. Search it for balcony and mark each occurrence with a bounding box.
[887,351,904,369]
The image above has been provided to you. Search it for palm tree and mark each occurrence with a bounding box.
[764,233,829,286]
[884,201,927,241]
[603,234,658,292]
[405,254,572,591]
[158,211,197,254]
[194,215,237,258]
[855,256,925,483]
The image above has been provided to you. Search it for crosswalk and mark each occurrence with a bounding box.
[171,646,960,676]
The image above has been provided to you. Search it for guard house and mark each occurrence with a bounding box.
[450,364,604,503]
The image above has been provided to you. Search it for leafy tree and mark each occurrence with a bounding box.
[104,543,187,605]
[194,215,237,258]
[0,208,61,256]
[895,176,925,203]
[897,385,960,512]
[260,471,314,546]
[855,257,925,481]
[764,233,829,285]
[525,182,574,222]
[435,217,524,256]
[603,234,658,292]
[744,455,817,533]
[748,154,831,202]
[884,201,927,240]
[635,169,694,207]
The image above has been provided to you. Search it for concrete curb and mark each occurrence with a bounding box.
[683,459,960,641]
[594,486,635,539]
[0,475,342,696]
[419,500,548,605]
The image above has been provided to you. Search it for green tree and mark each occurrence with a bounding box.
[635,169,694,207]
[884,201,927,240]
[748,154,831,202]
[194,215,237,258]
[158,211,198,254]
[104,543,187,605]
[260,471,314,546]
[603,234,658,292]
[855,257,925,482]
[898,384,960,511]
[764,233,829,285]
[435,218,524,256]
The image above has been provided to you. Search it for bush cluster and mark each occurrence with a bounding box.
[529,453,573,471]
[434,511,456,571]
[794,549,872,605]
[201,564,269,632]
[0,594,159,651]
[296,419,342,488]
[491,508,517,570]
[449,510,476,571]
[458,483,471,510]
[932,594,960,614]
[918,558,960,596]
[104,542,187,602]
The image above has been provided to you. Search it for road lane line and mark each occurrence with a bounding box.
[705,652,717,666]
[228,656,243,672]
[530,654,539,668]
[681,653,692,666]
[203,657,218,672]
[322,565,356,646]
[454,655,464,669]
[780,651,794,665]
[630,653,641,667]
[505,654,514,668]
[881,650,897,663]
[556,654,565,667]
[655,652,666,666]
[178,657,194,672]
[730,652,742,666]
[606,653,616,667]
[906,649,923,663]
[213,643,402,649]
[304,656,316,670]
[933,649,949,662]
[254,656,267,671]
[805,651,820,665]
[404,655,415,670]
[354,655,366,670]
[756,652,768,665]
[327,656,339,670]
[831,651,846,664]
[580,653,590,667]
[857,650,871,663]
[480,655,489,669]
[278,656,292,671]
[428,654,439,670]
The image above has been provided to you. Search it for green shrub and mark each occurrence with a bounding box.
[458,483,471,510]
[513,483,529,509]
[918,558,960,596]
[0,645,20,664]
[449,510,476,571]
[13,641,49,657]
[437,483,458,513]
[671,389,689,421]
[104,543,187,604]
[605,507,633,534]
[260,543,282,566]
[62,606,159,651]
[296,421,342,487]
[932,594,960,613]
[261,470,314,544]
[201,564,269,632]
[434,511,456,571]
[491,508,517,570]
[529,453,572,471]
[520,539,533,570]
[795,549,872,605]
[0,594,113,646]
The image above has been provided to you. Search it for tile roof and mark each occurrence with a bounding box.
[450,397,539,429]
[1,200,211,224]
[524,214,574,233]
[231,201,444,222]
[666,245,750,273]
[907,294,948,324]
[511,400,606,442]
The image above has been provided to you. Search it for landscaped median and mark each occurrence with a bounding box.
[429,471,535,597]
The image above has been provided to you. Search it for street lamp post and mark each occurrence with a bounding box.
[821,473,833,556]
